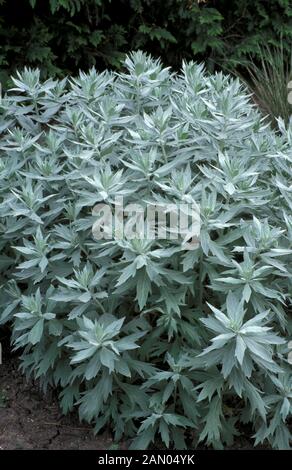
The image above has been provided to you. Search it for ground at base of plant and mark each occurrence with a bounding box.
[0,355,127,450]
[0,354,271,450]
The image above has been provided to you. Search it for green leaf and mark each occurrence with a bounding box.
[28,319,44,345]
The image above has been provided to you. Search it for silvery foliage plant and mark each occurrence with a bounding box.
[0,52,291,449]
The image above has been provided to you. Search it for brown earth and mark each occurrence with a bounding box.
[0,354,125,450]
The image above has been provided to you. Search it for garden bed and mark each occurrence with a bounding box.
[0,353,121,450]
[0,53,291,450]
[0,351,273,450]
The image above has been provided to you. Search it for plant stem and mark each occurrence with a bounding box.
[198,248,204,310]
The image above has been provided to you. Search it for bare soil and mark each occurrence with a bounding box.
[0,354,124,450]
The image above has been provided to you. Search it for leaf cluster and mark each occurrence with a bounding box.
[0,52,291,449]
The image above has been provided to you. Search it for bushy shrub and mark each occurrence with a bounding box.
[1,0,292,85]
[0,52,291,449]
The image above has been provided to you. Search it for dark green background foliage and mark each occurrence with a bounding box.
[1,0,292,85]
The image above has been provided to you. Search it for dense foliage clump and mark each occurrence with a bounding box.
[0,52,291,449]
[1,0,292,85]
